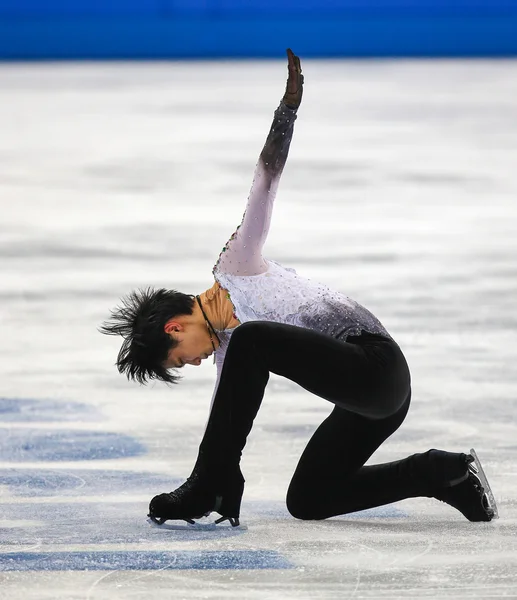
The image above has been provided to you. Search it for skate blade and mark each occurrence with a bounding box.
[147,516,195,527]
[469,448,499,520]
[147,516,247,531]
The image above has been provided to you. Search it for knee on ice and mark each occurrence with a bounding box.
[286,489,326,521]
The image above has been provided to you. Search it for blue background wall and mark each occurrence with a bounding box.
[1,0,517,59]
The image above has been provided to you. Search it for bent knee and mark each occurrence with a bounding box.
[367,385,412,420]
[286,488,325,521]
[286,498,318,521]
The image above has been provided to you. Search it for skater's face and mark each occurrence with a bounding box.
[163,312,216,369]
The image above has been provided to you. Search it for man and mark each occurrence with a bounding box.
[101,49,497,527]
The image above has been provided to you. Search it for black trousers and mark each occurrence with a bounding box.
[200,320,435,520]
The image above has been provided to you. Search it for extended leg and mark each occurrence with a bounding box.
[287,399,491,521]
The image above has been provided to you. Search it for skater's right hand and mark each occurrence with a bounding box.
[283,48,304,109]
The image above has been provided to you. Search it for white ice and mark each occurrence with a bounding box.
[0,59,517,599]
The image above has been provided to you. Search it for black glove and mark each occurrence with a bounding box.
[282,48,304,109]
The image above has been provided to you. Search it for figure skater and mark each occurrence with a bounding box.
[101,49,497,527]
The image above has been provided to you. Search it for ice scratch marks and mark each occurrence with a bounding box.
[0,469,176,498]
[61,470,87,494]
[86,570,119,600]
[0,502,248,545]
[390,539,434,570]
[0,551,293,571]
[85,554,179,600]
[341,538,435,599]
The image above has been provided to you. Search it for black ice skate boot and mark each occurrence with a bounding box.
[148,458,244,527]
[388,448,475,495]
[433,448,498,522]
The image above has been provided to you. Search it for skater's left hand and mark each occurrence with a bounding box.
[283,48,304,109]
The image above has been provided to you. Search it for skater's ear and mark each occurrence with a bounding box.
[164,320,183,335]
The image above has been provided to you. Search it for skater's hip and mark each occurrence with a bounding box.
[345,329,412,419]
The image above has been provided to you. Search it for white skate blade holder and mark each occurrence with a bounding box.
[469,448,499,519]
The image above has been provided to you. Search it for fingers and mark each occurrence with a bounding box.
[286,48,302,74]
[283,48,303,108]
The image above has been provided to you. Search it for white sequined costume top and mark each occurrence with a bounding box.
[209,101,391,408]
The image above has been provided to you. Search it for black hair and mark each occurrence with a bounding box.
[99,288,196,385]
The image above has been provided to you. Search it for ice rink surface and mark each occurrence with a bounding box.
[0,59,517,599]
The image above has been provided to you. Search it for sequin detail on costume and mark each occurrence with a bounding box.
[204,100,391,416]
[212,223,243,276]
[214,259,392,343]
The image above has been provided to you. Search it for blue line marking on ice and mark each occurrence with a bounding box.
[0,503,247,544]
[0,397,97,422]
[0,469,180,497]
[0,429,145,461]
[0,550,293,571]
